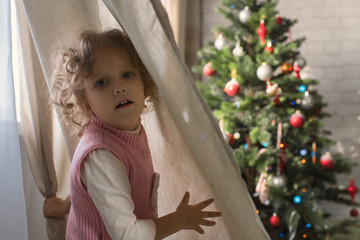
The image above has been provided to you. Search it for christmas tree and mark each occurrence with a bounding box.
[192,0,359,239]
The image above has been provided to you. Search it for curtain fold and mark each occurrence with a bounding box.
[0,0,27,239]
[20,0,270,239]
[17,0,93,238]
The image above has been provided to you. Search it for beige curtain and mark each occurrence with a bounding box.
[162,0,187,56]
[15,1,72,239]
[162,0,201,79]
[19,0,270,239]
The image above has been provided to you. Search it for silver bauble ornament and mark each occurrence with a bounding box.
[271,174,287,188]
[239,6,251,24]
[294,56,307,68]
[301,92,314,109]
[256,62,273,81]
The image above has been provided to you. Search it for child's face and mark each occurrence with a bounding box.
[84,46,146,131]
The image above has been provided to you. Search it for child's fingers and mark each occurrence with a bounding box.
[201,210,222,218]
[195,198,214,209]
[199,219,216,226]
[194,225,205,234]
[180,191,190,204]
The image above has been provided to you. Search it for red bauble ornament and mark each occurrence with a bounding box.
[270,213,281,227]
[290,111,306,128]
[257,19,268,46]
[320,152,335,170]
[264,41,273,54]
[347,179,358,202]
[203,62,216,76]
[273,96,281,106]
[275,14,283,25]
[350,208,358,217]
[228,133,235,145]
[224,79,241,96]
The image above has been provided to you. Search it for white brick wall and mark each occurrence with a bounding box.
[202,0,360,220]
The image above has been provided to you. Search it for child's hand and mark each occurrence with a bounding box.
[175,191,222,234]
[154,191,221,239]
[43,196,70,219]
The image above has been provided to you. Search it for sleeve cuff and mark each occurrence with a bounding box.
[138,219,156,240]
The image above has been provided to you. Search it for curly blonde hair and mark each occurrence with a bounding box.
[51,29,159,135]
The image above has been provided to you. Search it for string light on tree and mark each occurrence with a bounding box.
[293,195,302,204]
[300,149,307,156]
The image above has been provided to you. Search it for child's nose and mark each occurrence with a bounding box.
[114,82,127,95]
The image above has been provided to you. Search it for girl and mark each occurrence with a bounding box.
[50,29,221,239]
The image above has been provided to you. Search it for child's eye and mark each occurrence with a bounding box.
[95,79,109,87]
[122,72,134,78]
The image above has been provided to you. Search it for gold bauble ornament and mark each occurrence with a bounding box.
[281,61,293,74]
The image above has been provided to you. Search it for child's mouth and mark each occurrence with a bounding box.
[115,100,133,109]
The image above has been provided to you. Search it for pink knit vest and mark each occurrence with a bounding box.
[66,118,155,240]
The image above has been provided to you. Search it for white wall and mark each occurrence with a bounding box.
[202,0,360,221]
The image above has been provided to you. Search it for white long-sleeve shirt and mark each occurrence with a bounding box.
[81,149,156,239]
